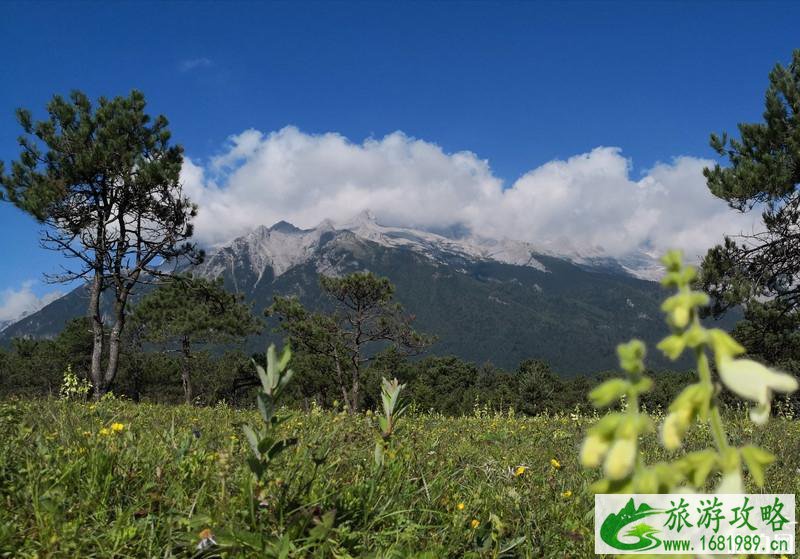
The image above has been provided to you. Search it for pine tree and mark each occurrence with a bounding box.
[0,90,201,397]
[130,275,261,404]
[699,50,800,322]
[268,272,432,412]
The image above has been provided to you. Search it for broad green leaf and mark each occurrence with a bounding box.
[267,438,298,460]
[242,424,261,458]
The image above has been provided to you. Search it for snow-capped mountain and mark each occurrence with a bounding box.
[196,209,661,284]
[196,210,550,283]
[2,210,700,373]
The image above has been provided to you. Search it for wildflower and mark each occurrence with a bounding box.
[660,413,682,450]
[717,358,798,425]
[580,435,609,468]
[99,427,111,436]
[82,431,92,437]
[196,528,216,551]
[456,502,465,511]
[561,490,573,498]
[660,407,692,450]
[550,458,561,469]
[111,422,124,432]
[716,470,744,494]
[661,292,707,329]
[514,466,527,477]
[470,519,480,529]
[603,438,636,480]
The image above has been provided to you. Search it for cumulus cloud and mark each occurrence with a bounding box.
[181,126,759,262]
[0,281,63,324]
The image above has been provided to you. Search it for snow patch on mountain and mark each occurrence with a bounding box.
[340,210,550,271]
[196,209,662,284]
[197,219,337,284]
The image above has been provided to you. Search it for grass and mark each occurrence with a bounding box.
[0,398,798,558]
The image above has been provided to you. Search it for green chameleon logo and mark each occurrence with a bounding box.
[600,498,664,551]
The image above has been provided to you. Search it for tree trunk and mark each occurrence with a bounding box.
[349,353,361,413]
[89,270,105,400]
[350,374,360,414]
[181,335,193,405]
[129,334,143,402]
[332,347,352,413]
[102,294,128,396]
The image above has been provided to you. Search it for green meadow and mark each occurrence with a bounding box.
[1,398,798,558]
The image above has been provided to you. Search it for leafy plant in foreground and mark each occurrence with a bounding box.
[242,344,297,483]
[582,250,798,495]
[373,377,408,467]
[223,344,338,556]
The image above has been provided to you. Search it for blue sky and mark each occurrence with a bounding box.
[0,1,798,320]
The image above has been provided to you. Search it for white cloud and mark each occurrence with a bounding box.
[0,281,63,323]
[181,126,759,262]
[179,58,214,72]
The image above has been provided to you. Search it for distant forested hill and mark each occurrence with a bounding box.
[0,216,735,373]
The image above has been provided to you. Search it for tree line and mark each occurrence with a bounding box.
[0,268,781,416]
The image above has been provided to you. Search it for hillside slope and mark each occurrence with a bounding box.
[0,214,727,373]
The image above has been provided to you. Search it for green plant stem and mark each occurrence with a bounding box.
[695,346,729,452]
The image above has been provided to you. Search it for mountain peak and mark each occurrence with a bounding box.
[315,218,336,232]
[270,220,302,233]
[356,209,377,222]
[341,209,378,228]
[197,212,667,286]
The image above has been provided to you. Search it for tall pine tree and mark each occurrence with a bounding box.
[699,51,800,364]
[131,275,261,404]
[0,91,201,397]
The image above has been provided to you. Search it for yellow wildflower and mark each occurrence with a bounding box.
[99,427,111,436]
[456,502,465,511]
[550,458,561,469]
[470,519,480,529]
[514,466,527,477]
[197,528,216,551]
[111,422,124,432]
[198,528,214,540]
[561,490,573,498]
